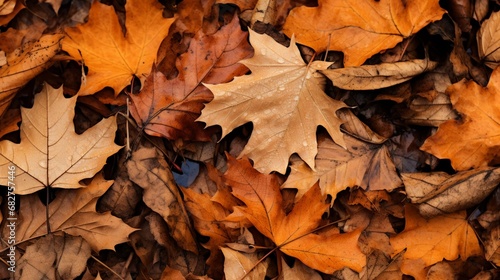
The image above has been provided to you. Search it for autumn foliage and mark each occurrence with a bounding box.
[0,0,499,279]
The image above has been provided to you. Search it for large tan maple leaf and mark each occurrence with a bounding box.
[283,0,445,66]
[224,156,366,274]
[0,84,121,194]
[198,30,347,174]
[62,0,175,95]
[421,67,500,171]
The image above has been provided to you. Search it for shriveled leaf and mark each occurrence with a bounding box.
[421,67,500,171]
[477,11,500,69]
[198,30,347,174]
[225,156,366,273]
[390,205,482,268]
[16,234,91,280]
[127,145,198,253]
[221,247,269,280]
[130,16,252,141]
[402,167,500,217]
[322,59,438,90]
[0,84,121,194]
[282,134,401,203]
[283,0,445,66]
[0,34,62,117]
[4,174,136,252]
[62,0,175,95]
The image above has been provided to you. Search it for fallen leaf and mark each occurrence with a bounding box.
[129,15,252,141]
[421,67,500,171]
[16,234,91,280]
[0,34,62,117]
[397,92,457,126]
[0,108,20,139]
[402,167,500,217]
[484,224,500,265]
[390,205,482,269]
[225,156,366,273]
[4,174,136,252]
[473,0,489,22]
[221,247,269,280]
[127,145,198,253]
[0,84,121,194]
[444,0,472,33]
[283,0,445,66]
[282,134,402,203]
[62,0,176,95]
[198,30,347,174]
[322,59,438,90]
[477,11,500,69]
[0,0,23,26]
[279,258,322,280]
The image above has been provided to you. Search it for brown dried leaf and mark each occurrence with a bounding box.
[477,11,500,69]
[484,224,500,265]
[221,247,269,280]
[402,167,500,217]
[279,258,322,280]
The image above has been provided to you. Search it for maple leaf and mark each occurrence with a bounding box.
[282,0,445,66]
[1,174,136,252]
[224,156,366,274]
[421,67,500,171]
[198,30,347,174]
[62,0,175,95]
[390,205,482,270]
[282,134,402,202]
[0,84,121,194]
[129,15,252,141]
[0,34,62,117]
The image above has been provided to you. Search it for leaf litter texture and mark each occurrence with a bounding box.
[283,0,446,66]
[129,15,252,141]
[198,30,347,174]
[62,0,175,95]
[421,66,500,171]
[0,84,121,194]
[223,156,366,274]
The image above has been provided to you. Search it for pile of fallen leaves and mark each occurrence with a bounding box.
[0,0,499,279]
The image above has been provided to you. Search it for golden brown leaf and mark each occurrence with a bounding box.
[198,30,347,174]
[390,205,482,269]
[283,0,445,66]
[16,234,91,280]
[221,247,269,280]
[0,34,62,117]
[130,16,252,141]
[224,156,366,273]
[0,84,121,194]
[62,0,175,95]
[421,67,500,171]
[477,11,500,69]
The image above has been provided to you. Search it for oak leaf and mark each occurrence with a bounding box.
[0,84,121,194]
[62,0,175,95]
[477,11,500,69]
[0,34,62,117]
[282,134,402,202]
[224,156,366,274]
[198,30,347,174]
[2,174,136,252]
[421,67,500,171]
[390,205,482,269]
[129,16,252,141]
[283,0,445,66]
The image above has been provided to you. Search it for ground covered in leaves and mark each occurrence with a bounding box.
[0,0,499,279]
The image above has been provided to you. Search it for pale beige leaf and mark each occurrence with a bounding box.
[0,84,121,194]
[473,0,489,22]
[0,34,62,117]
[16,234,91,280]
[478,11,500,69]
[127,145,198,253]
[279,258,322,280]
[221,247,269,280]
[402,167,500,217]
[198,30,347,174]
[2,174,136,252]
[322,59,438,90]
[282,134,401,202]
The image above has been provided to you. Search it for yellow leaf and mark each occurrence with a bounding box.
[62,0,176,95]
[0,84,121,194]
[198,30,347,174]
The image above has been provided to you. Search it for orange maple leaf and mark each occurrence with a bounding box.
[224,156,366,274]
[62,0,175,95]
[283,0,445,66]
[421,67,500,171]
